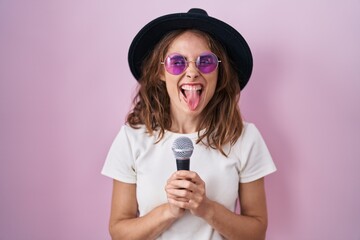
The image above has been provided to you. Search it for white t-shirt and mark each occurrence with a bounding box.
[101,122,276,240]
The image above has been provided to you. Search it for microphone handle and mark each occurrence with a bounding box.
[176,159,190,171]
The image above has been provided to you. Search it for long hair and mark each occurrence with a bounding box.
[127,29,243,156]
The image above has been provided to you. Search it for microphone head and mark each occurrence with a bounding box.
[172,137,194,159]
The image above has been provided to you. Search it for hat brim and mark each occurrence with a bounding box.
[128,9,253,90]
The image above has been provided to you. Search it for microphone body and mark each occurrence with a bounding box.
[172,137,194,171]
[176,158,190,171]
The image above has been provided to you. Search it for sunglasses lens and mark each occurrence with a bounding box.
[165,54,186,75]
[196,53,219,74]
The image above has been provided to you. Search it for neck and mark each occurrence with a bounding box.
[170,115,200,134]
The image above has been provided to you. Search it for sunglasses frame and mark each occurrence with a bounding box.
[161,52,221,75]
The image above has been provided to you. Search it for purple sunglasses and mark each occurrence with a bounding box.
[161,52,221,75]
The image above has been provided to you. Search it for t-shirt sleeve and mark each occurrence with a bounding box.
[101,126,137,183]
[238,123,277,183]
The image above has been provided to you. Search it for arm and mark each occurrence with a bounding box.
[109,180,184,240]
[206,178,268,240]
[166,171,268,240]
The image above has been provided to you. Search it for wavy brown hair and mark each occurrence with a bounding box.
[127,29,243,156]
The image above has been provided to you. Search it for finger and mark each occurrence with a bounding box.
[168,171,182,181]
[173,179,196,189]
[176,171,205,186]
[166,187,192,198]
[167,193,189,202]
[176,170,198,179]
[168,197,189,209]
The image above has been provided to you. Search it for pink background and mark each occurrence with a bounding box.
[1,1,359,239]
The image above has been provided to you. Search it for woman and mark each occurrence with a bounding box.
[102,8,276,240]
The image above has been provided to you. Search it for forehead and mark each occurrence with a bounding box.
[167,31,211,56]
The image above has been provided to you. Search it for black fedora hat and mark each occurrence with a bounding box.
[128,8,253,90]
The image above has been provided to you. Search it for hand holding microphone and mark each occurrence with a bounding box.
[166,137,209,218]
[166,137,208,218]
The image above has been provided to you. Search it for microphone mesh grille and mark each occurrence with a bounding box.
[172,137,194,159]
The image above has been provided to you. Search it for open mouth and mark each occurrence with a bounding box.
[180,84,203,111]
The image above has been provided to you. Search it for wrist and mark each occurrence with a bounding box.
[202,199,216,223]
[162,203,183,222]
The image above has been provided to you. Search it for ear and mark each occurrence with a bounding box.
[159,71,166,81]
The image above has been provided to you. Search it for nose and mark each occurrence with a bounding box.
[185,61,199,79]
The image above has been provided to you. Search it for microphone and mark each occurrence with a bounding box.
[172,137,194,171]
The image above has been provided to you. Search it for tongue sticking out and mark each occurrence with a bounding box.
[184,90,201,111]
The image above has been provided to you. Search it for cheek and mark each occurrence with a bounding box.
[208,85,217,99]
[202,79,217,103]
[164,78,178,95]
[209,75,218,91]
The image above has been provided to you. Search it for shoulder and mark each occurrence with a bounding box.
[121,124,147,137]
[236,122,276,182]
[110,124,150,148]
[121,124,159,148]
[239,122,263,143]
[232,122,270,157]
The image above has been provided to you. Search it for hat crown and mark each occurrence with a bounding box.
[187,8,208,16]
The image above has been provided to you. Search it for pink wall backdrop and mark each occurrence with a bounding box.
[1,0,359,239]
